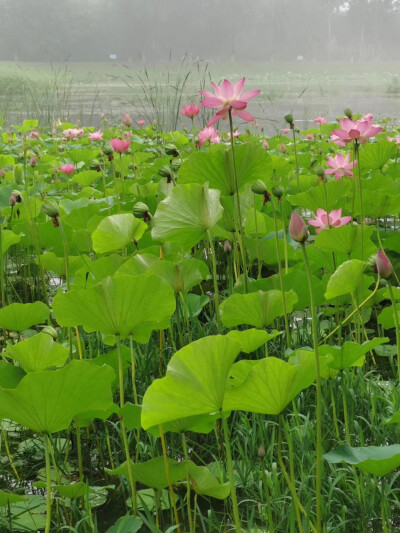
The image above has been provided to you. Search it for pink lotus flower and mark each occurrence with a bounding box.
[137,120,145,127]
[89,130,103,141]
[280,144,287,152]
[376,249,393,279]
[331,117,382,146]
[262,139,269,150]
[283,128,290,134]
[227,130,240,141]
[387,135,400,144]
[123,113,132,127]
[29,131,39,139]
[325,153,357,180]
[110,138,130,153]
[180,104,200,118]
[199,77,260,127]
[307,208,352,233]
[305,134,314,140]
[198,127,221,147]
[362,113,373,122]
[62,128,84,140]
[289,211,309,243]
[313,117,327,125]
[60,164,75,175]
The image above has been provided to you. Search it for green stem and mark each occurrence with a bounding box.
[220,411,241,533]
[207,230,221,332]
[354,141,364,265]
[253,194,262,279]
[116,336,137,514]
[159,424,181,532]
[229,110,248,293]
[292,127,300,192]
[182,433,193,533]
[388,281,400,382]
[1,423,20,480]
[301,243,322,533]
[44,434,52,533]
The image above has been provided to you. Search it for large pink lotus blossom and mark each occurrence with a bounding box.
[199,77,260,127]
[180,104,200,118]
[110,138,130,153]
[314,116,327,125]
[60,164,75,175]
[308,208,352,233]
[325,153,357,180]
[89,130,103,141]
[330,117,382,146]
[198,127,221,147]
[62,128,84,140]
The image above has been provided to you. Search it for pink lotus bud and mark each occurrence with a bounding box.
[29,156,37,167]
[289,211,309,243]
[306,134,314,140]
[283,128,290,134]
[280,144,287,153]
[123,113,132,127]
[223,240,232,254]
[9,193,16,206]
[376,249,393,279]
[0,168,5,178]
[137,120,145,127]
[262,139,269,150]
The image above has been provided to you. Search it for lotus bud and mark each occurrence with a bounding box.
[158,165,173,179]
[289,211,309,243]
[0,168,5,178]
[262,139,269,150]
[284,113,294,125]
[315,166,325,178]
[41,199,60,227]
[165,143,179,157]
[29,156,37,167]
[9,193,17,207]
[271,186,284,199]
[280,144,287,153]
[344,108,353,119]
[376,249,393,279]
[171,158,183,172]
[58,145,65,153]
[224,240,232,254]
[123,113,132,127]
[12,190,22,203]
[42,325,58,340]
[251,180,268,195]
[133,202,151,222]
[258,444,266,458]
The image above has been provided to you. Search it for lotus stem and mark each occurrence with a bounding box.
[207,230,221,332]
[159,424,181,532]
[44,433,52,533]
[292,128,300,193]
[220,410,241,533]
[387,281,400,382]
[182,432,193,533]
[301,243,322,533]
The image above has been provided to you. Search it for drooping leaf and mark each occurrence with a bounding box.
[0,361,25,388]
[220,290,298,328]
[52,274,176,342]
[0,490,28,507]
[106,514,142,533]
[1,229,22,254]
[0,302,50,332]
[5,333,69,373]
[0,360,114,433]
[324,444,400,476]
[324,260,366,300]
[92,214,147,254]
[152,183,223,250]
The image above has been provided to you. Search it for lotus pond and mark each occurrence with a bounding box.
[1,86,400,533]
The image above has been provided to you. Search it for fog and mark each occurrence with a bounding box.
[0,0,399,63]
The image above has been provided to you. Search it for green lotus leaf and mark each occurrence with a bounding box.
[319,338,388,372]
[141,335,241,430]
[119,403,142,430]
[188,463,230,499]
[378,303,400,330]
[106,514,142,533]
[114,253,159,277]
[0,361,25,388]
[220,290,298,328]
[0,302,50,332]
[146,412,221,437]
[72,255,125,289]
[72,170,101,187]
[0,360,114,433]
[360,140,398,171]
[1,229,22,254]
[179,143,273,196]
[324,444,400,476]
[0,490,28,507]
[287,179,351,212]
[152,183,223,250]
[52,274,176,342]
[53,482,91,499]
[226,328,281,353]
[223,353,316,414]
[314,225,375,259]
[324,260,366,300]
[148,258,209,294]
[92,214,147,254]
[5,333,69,373]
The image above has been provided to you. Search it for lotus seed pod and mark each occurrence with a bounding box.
[42,326,58,340]
[133,202,151,221]
[271,186,284,199]
[289,211,309,244]
[344,108,353,119]
[315,166,325,178]
[103,143,114,156]
[376,249,393,279]
[251,180,269,195]
[284,113,294,125]
[171,158,183,172]
[158,165,173,179]
[11,190,22,203]
[165,143,179,157]
[41,198,60,219]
